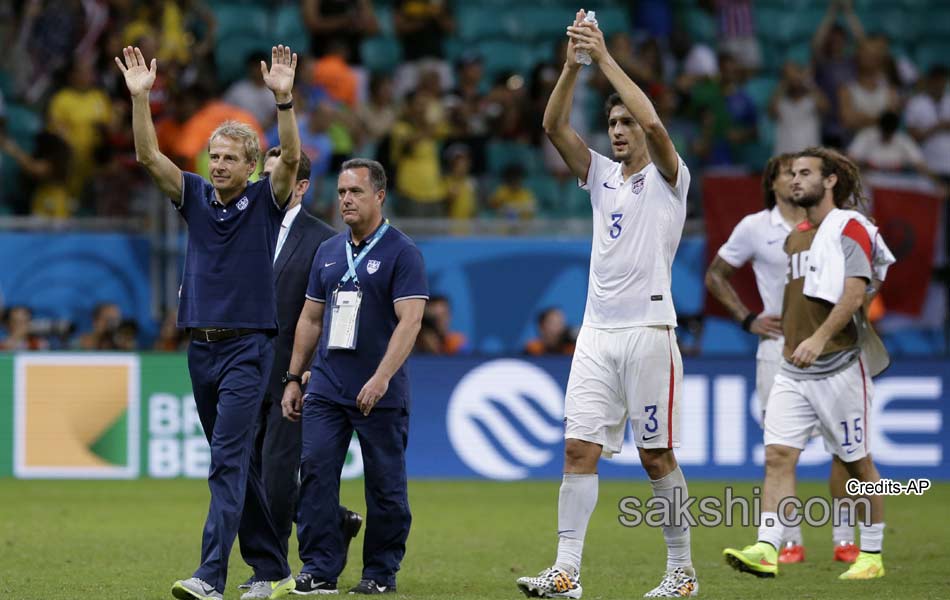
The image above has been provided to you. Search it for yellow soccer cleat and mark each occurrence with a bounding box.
[723,542,778,578]
[838,551,885,580]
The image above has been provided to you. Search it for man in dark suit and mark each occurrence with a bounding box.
[239,147,362,590]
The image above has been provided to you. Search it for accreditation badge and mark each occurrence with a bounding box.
[327,289,362,350]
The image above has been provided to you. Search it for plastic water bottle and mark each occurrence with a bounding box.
[575,10,597,66]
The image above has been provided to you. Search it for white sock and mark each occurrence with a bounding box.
[833,503,856,545]
[554,473,598,576]
[758,512,783,550]
[650,466,692,570]
[783,523,802,546]
[859,522,884,553]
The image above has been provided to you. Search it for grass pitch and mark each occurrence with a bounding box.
[0,479,946,599]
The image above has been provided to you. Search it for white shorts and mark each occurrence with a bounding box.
[564,325,682,456]
[755,356,782,418]
[764,357,873,461]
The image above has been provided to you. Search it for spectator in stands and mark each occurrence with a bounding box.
[444,52,489,172]
[847,111,937,181]
[769,61,829,155]
[0,128,73,217]
[9,0,85,103]
[391,89,446,216]
[0,306,49,351]
[357,73,398,155]
[524,307,575,356]
[812,0,865,147]
[704,0,761,73]
[413,314,443,354]
[114,319,140,351]
[302,0,379,66]
[173,85,264,173]
[224,52,278,129]
[838,39,900,140]
[393,0,456,96]
[122,0,192,65]
[443,144,477,220]
[905,65,950,180]
[490,164,537,220]
[689,52,757,166]
[426,294,468,355]
[47,58,112,196]
[484,72,531,142]
[311,39,359,108]
[153,308,186,351]
[76,302,121,350]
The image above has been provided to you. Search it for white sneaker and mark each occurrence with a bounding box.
[643,567,699,597]
[515,566,582,599]
[240,575,296,599]
[171,577,223,600]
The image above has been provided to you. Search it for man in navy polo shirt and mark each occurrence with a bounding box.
[117,44,302,600]
[281,158,428,595]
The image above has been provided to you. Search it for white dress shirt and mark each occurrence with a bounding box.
[274,204,302,263]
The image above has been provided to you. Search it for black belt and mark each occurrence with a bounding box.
[190,328,262,343]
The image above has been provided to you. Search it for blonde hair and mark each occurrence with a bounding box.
[208,120,260,165]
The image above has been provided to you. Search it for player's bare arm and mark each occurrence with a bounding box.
[567,19,678,184]
[282,298,324,421]
[263,44,301,209]
[115,46,183,203]
[541,10,591,182]
[790,276,866,367]
[358,298,425,416]
[705,256,783,338]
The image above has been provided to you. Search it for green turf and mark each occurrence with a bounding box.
[0,479,946,599]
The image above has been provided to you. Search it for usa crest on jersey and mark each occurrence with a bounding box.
[366,259,381,274]
[631,174,645,195]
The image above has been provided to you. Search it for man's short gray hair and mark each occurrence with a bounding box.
[209,120,260,165]
[341,158,387,192]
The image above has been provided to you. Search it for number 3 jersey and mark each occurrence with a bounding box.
[579,149,690,329]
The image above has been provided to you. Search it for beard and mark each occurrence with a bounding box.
[793,187,823,208]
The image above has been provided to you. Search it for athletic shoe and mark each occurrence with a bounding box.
[778,542,805,564]
[293,573,338,595]
[171,577,223,600]
[240,576,295,599]
[838,552,885,580]
[643,566,699,597]
[341,509,363,572]
[723,541,779,578]
[238,576,258,590]
[833,541,860,563]
[515,566,582,599]
[347,579,395,594]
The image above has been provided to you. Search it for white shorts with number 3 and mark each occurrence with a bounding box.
[564,325,682,457]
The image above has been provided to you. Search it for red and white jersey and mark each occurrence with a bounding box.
[580,149,690,329]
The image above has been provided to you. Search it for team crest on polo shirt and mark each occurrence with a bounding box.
[236,196,249,210]
[631,174,645,195]
[366,260,381,274]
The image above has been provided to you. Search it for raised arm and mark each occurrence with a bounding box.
[115,46,182,203]
[542,10,592,182]
[568,18,679,184]
[262,45,301,208]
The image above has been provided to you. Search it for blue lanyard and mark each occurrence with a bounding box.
[340,220,389,287]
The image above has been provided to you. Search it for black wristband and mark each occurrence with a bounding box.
[276,98,294,111]
[741,312,758,332]
[282,371,303,385]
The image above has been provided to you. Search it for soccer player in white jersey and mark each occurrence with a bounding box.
[705,154,860,565]
[515,10,696,599]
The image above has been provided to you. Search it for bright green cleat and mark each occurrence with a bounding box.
[723,542,779,578]
[838,552,885,580]
[240,576,296,599]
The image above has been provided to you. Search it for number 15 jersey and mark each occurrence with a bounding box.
[580,149,690,329]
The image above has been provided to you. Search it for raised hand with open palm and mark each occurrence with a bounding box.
[261,44,297,103]
[114,46,156,98]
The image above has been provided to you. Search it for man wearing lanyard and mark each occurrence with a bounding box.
[116,44,302,600]
[282,158,428,595]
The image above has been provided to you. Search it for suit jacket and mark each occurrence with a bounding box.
[269,208,337,402]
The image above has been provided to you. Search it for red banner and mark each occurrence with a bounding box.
[871,186,941,316]
[702,174,766,317]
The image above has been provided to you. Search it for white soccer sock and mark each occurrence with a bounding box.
[650,466,692,570]
[758,512,783,550]
[554,473,598,577]
[832,503,856,545]
[783,523,802,545]
[859,522,884,553]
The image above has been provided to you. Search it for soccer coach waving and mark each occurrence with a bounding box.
[116,45,301,600]
[282,158,428,595]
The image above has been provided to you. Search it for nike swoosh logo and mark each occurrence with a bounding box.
[324,262,336,267]
[845,447,858,454]
[767,238,784,245]
[557,529,576,536]
[603,182,618,189]
[643,434,660,441]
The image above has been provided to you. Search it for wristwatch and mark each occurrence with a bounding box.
[282,371,303,386]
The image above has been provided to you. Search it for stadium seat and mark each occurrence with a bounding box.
[525,174,560,214]
[682,8,716,46]
[916,10,950,39]
[700,316,758,355]
[915,42,950,71]
[216,37,273,85]
[584,6,630,38]
[6,103,42,152]
[274,5,310,54]
[476,39,535,78]
[862,8,918,43]
[515,7,577,41]
[486,141,543,175]
[458,5,515,41]
[213,4,268,39]
[744,76,777,112]
[360,36,403,74]
[376,5,395,37]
